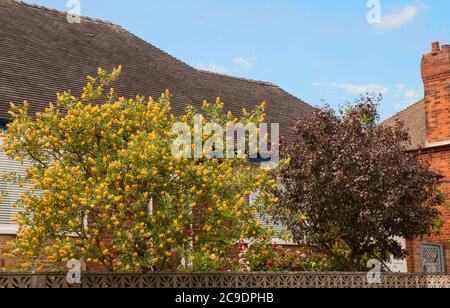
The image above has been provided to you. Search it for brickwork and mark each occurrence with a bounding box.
[407,42,450,273]
[421,42,450,144]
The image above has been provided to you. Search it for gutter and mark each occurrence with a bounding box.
[424,140,450,149]
[407,141,450,154]
[406,141,450,184]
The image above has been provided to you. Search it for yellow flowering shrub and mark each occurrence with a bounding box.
[1,67,276,272]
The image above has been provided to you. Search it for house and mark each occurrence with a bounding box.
[385,42,450,273]
[0,0,314,266]
[2,1,447,274]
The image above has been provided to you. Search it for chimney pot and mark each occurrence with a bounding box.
[442,45,450,52]
[432,42,440,52]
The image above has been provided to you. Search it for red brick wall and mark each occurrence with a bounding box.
[406,148,450,272]
[407,42,450,273]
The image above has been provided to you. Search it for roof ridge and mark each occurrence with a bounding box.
[10,0,197,70]
[10,0,120,27]
[7,0,315,112]
[198,69,278,87]
[381,98,424,124]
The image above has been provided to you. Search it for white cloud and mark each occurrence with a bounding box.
[394,84,419,109]
[395,84,418,99]
[196,63,227,74]
[196,57,256,74]
[375,4,419,30]
[233,57,254,71]
[313,82,389,95]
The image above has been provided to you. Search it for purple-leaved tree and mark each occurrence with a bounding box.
[273,95,445,271]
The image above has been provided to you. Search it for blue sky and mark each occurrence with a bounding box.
[24,0,450,119]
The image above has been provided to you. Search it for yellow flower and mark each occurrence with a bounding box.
[2,67,277,272]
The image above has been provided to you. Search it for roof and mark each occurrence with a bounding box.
[382,99,426,150]
[0,0,314,139]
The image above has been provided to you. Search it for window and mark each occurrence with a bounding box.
[249,192,292,245]
[420,243,445,273]
[0,118,10,131]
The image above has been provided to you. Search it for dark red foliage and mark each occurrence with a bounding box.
[273,95,444,271]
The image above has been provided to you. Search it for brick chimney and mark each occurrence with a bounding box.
[421,42,450,145]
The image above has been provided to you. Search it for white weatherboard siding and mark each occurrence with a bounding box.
[250,192,293,245]
[0,140,33,234]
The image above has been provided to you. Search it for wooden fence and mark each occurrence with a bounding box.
[0,272,450,288]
